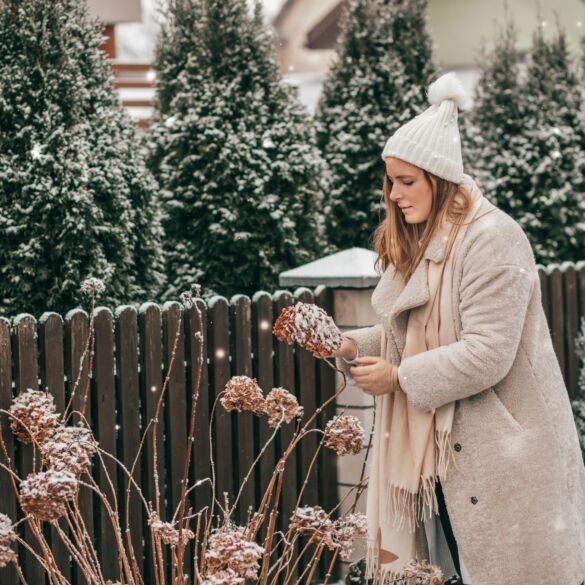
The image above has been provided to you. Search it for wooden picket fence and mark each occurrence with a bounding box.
[538,260,585,401]
[0,259,584,584]
[0,286,340,584]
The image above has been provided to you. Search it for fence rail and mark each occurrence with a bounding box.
[0,258,583,583]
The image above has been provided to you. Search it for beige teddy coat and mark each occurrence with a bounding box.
[336,196,585,585]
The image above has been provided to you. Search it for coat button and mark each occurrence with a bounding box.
[454,443,462,452]
[470,496,478,504]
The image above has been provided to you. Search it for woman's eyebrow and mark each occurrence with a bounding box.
[386,173,414,179]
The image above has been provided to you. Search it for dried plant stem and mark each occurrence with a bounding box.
[259,464,285,584]
[62,293,96,424]
[321,547,339,585]
[176,302,204,579]
[13,561,29,585]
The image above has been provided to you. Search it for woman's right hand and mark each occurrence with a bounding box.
[313,335,358,360]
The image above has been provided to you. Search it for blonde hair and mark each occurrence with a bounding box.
[372,168,488,284]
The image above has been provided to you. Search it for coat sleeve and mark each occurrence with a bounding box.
[397,256,535,412]
[335,323,383,382]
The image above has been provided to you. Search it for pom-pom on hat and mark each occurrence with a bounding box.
[381,72,471,184]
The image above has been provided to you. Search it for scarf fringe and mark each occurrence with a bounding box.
[384,428,461,534]
[384,474,438,534]
[365,539,408,585]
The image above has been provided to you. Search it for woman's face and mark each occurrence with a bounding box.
[385,157,435,223]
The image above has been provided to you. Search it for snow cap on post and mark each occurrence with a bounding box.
[381,71,468,184]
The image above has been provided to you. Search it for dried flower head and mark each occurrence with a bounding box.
[204,524,264,580]
[273,302,343,358]
[323,414,365,456]
[80,277,106,296]
[42,424,98,477]
[201,568,244,585]
[148,511,195,546]
[289,505,335,548]
[221,376,266,415]
[0,513,16,567]
[180,283,202,308]
[9,388,60,444]
[331,512,368,560]
[20,469,78,521]
[263,388,304,428]
[402,558,444,585]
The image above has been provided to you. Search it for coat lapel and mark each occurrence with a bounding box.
[371,227,450,357]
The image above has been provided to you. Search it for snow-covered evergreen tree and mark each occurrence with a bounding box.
[148,0,326,301]
[314,0,437,251]
[460,18,526,213]
[463,17,585,264]
[0,0,165,318]
[573,317,585,465]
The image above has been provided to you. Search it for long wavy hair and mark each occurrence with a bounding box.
[372,168,489,284]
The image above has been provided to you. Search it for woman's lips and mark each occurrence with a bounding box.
[401,206,412,212]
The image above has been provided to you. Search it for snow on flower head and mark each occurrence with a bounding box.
[204,523,264,581]
[41,424,98,477]
[323,414,365,456]
[264,387,303,428]
[148,511,195,546]
[20,469,78,521]
[273,302,343,358]
[9,388,59,444]
[221,376,266,415]
[402,558,443,584]
[80,277,106,296]
[0,513,17,567]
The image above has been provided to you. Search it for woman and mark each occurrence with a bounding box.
[329,72,585,585]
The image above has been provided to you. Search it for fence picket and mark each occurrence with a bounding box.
[0,317,18,585]
[115,306,144,575]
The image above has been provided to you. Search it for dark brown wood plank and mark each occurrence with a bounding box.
[207,297,234,505]
[0,317,18,585]
[38,312,71,581]
[12,314,44,584]
[92,307,118,580]
[562,263,580,400]
[184,299,211,522]
[65,308,95,578]
[162,302,187,524]
[271,290,298,570]
[548,264,566,379]
[138,302,165,585]
[314,285,341,582]
[115,305,144,575]
[229,294,255,525]
[538,266,551,328]
[251,291,274,543]
[293,288,319,507]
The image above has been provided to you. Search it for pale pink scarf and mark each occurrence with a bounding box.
[365,177,485,584]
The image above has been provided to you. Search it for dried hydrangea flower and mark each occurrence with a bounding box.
[289,505,335,548]
[9,388,60,444]
[323,414,365,456]
[331,512,368,560]
[42,424,98,477]
[80,277,106,296]
[273,302,343,358]
[148,511,195,546]
[263,388,304,428]
[204,524,264,580]
[20,469,78,521]
[402,558,444,585]
[221,376,266,415]
[201,568,245,585]
[0,513,17,567]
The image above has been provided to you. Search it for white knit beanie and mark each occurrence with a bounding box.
[381,72,471,184]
